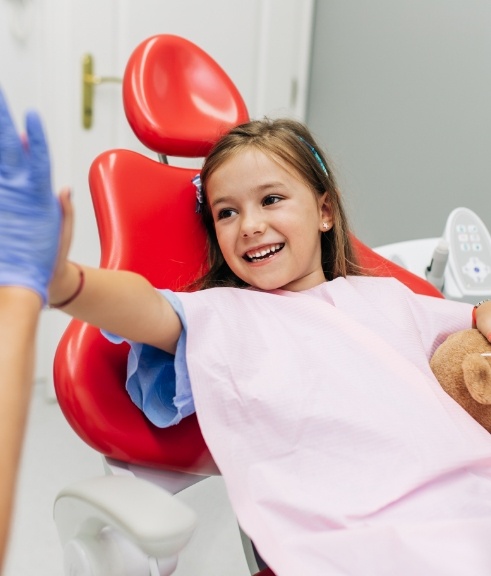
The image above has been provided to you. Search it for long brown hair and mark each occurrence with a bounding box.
[194,118,360,289]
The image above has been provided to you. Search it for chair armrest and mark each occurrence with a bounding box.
[54,475,196,567]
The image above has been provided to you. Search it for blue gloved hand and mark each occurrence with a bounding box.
[0,89,61,305]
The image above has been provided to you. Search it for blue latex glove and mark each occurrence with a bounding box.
[0,89,61,304]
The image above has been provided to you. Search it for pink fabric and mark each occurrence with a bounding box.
[177,277,491,576]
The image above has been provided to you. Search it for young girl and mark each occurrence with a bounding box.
[3,90,491,574]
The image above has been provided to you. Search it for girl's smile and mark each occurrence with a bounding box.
[243,242,284,262]
[207,148,332,292]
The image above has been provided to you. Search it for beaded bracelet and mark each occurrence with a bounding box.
[472,299,490,328]
[49,263,85,309]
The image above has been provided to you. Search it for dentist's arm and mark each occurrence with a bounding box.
[0,288,40,568]
[0,89,61,569]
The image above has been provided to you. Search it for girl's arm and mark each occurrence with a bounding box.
[49,190,182,354]
[473,299,491,343]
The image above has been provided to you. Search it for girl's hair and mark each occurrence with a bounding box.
[195,117,361,289]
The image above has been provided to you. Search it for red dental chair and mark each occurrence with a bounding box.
[52,34,443,576]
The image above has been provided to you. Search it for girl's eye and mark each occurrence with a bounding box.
[217,208,237,220]
[263,195,282,206]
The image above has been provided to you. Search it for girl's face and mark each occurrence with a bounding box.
[206,148,332,292]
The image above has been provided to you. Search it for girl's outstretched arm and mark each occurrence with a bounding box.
[49,189,182,354]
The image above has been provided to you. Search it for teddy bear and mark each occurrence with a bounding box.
[430,328,491,432]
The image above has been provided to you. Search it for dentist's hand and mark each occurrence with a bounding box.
[0,89,61,305]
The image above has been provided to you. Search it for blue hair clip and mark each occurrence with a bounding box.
[192,173,204,213]
[298,136,328,177]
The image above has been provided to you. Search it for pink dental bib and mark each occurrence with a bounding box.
[176,277,491,575]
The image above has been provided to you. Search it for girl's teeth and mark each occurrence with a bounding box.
[247,244,282,260]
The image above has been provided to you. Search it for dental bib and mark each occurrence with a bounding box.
[167,276,491,575]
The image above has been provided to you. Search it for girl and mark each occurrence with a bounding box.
[3,89,491,573]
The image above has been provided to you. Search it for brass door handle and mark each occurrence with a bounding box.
[82,54,122,129]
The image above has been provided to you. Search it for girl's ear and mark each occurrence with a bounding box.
[319,192,333,230]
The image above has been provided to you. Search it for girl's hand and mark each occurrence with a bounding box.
[0,89,61,305]
[49,187,74,281]
[474,300,491,342]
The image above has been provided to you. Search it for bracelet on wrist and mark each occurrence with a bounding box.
[49,263,85,309]
[472,299,491,328]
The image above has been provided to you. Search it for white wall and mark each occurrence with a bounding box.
[0,1,42,119]
[308,0,491,247]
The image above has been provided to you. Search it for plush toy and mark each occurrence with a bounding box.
[430,329,491,432]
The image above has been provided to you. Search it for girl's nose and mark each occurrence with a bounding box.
[240,211,266,237]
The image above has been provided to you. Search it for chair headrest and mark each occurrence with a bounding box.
[123,34,249,158]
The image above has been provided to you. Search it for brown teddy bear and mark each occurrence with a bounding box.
[430,329,491,432]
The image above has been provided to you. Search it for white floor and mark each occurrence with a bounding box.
[3,382,251,576]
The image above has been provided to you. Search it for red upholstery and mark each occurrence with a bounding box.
[54,151,218,473]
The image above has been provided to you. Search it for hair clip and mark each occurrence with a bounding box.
[192,173,204,213]
[298,136,328,177]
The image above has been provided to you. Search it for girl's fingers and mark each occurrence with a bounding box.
[475,302,491,343]
[51,187,73,277]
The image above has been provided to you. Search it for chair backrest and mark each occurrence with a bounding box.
[123,34,249,157]
[53,34,442,474]
[54,152,217,473]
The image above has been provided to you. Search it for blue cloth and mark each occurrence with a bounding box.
[102,289,195,427]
